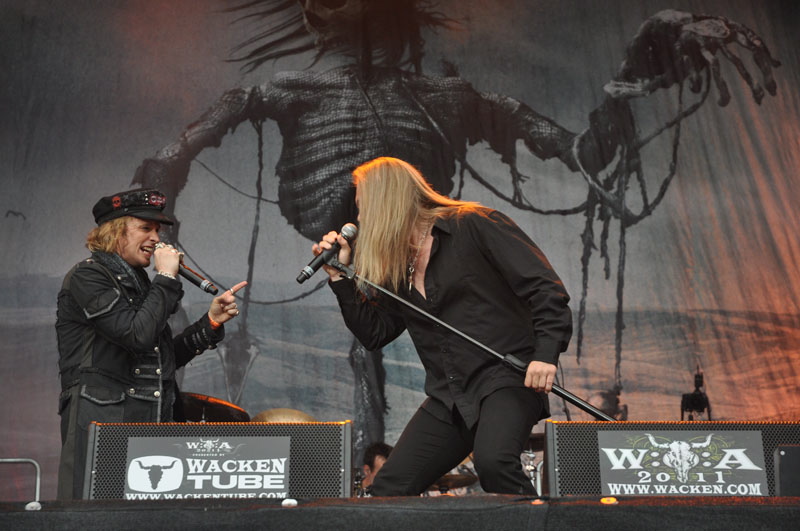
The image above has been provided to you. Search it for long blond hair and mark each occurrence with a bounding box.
[86,217,130,253]
[352,157,486,292]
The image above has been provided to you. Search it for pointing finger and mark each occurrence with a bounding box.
[228,281,248,295]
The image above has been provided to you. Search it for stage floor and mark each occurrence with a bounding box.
[3,495,800,530]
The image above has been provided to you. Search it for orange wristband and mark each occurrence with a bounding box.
[208,316,222,330]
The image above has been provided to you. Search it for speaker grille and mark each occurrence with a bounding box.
[546,421,800,496]
[86,422,351,499]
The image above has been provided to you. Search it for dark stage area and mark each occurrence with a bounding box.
[2,495,800,530]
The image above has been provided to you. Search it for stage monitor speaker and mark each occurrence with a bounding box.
[544,421,800,497]
[83,421,352,500]
[774,445,800,496]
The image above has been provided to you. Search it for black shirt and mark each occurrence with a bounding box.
[330,209,572,427]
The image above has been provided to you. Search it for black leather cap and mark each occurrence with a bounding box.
[92,188,175,226]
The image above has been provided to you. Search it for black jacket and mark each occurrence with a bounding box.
[55,253,223,498]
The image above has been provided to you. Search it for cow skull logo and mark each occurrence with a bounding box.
[127,456,184,492]
[199,437,220,452]
[645,433,714,483]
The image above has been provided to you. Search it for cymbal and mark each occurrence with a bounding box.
[428,472,478,492]
[251,408,317,423]
[180,392,250,422]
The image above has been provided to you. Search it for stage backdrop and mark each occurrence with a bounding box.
[1,0,798,501]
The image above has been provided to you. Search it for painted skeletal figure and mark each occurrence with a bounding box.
[134,2,779,455]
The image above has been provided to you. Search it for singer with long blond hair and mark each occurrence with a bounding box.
[313,157,572,496]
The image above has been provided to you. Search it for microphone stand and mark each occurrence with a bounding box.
[328,258,615,422]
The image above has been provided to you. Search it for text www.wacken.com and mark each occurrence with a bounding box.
[606,483,763,495]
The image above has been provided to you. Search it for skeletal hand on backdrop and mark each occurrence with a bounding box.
[606,9,781,105]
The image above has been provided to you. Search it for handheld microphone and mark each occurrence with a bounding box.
[179,263,219,295]
[154,242,219,294]
[297,223,358,283]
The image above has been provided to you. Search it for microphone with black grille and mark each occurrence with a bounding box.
[296,223,358,283]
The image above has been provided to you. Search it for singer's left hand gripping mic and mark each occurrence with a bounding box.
[297,223,358,283]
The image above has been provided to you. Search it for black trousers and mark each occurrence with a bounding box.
[371,386,543,496]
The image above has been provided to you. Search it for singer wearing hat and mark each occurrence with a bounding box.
[55,188,246,499]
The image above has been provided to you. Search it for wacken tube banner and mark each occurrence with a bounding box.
[597,431,768,496]
[124,436,291,500]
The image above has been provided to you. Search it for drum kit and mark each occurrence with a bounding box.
[179,392,251,422]
[521,431,545,494]
[251,408,318,423]
[354,464,479,498]
[426,470,479,495]
[179,393,318,424]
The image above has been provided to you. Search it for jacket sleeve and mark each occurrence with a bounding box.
[68,262,184,353]
[471,210,573,365]
[329,278,407,351]
[172,314,225,368]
